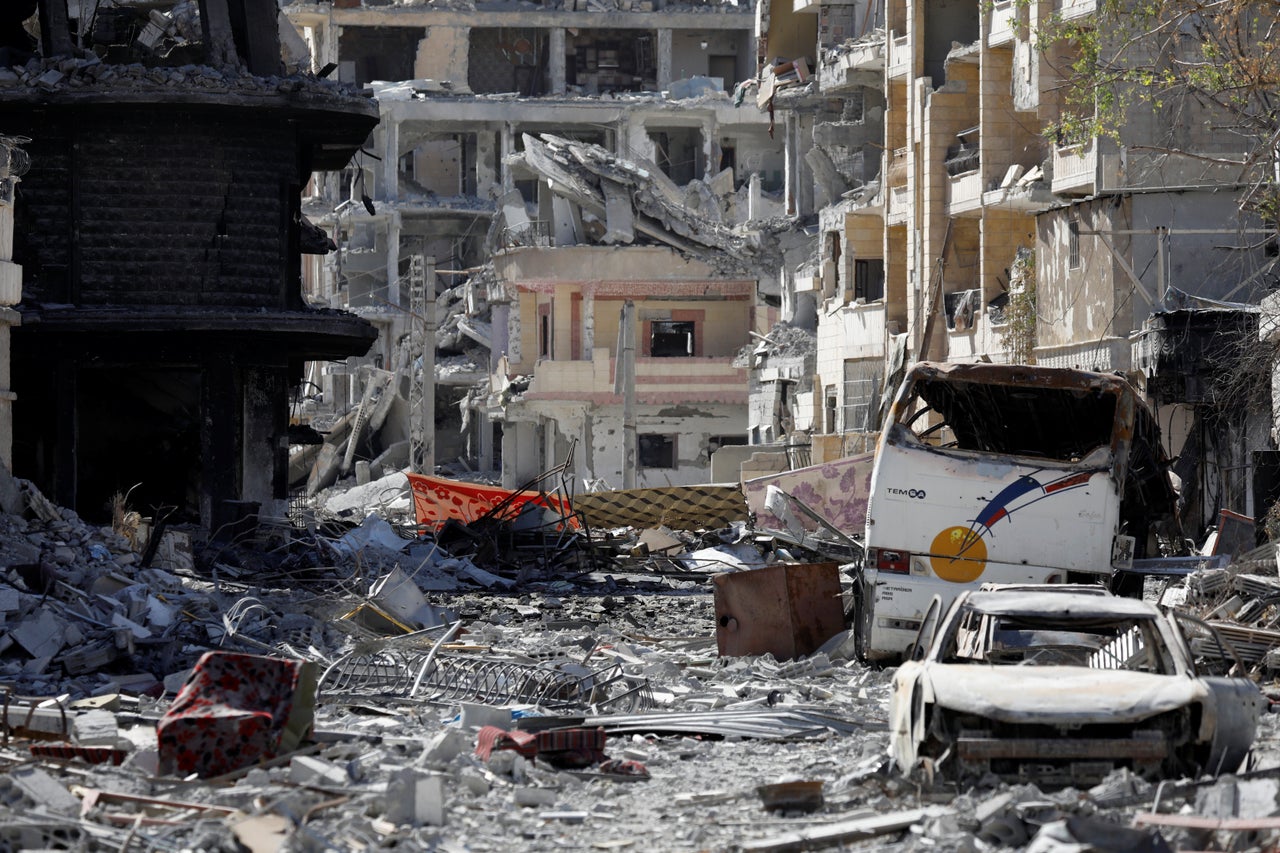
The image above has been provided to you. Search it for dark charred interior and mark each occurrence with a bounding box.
[909,379,1117,461]
[4,0,378,529]
[905,375,1181,556]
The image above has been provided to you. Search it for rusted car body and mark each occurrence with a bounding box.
[890,587,1264,787]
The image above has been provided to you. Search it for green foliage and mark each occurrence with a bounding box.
[1035,0,1280,191]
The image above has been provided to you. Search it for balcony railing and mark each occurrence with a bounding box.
[1051,140,1097,195]
[887,183,911,224]
[947,171,984,213]
[988,0,1018,46]
[499,219,555,249]
[528,353,748,400]
[887,32,910,79]
[1055,0,1098,22]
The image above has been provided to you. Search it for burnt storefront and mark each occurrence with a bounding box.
[2,0,379,529]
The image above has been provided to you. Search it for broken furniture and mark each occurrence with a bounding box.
[157,652,317,778]
[714,562,845,661]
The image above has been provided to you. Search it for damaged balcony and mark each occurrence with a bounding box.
[818,31,886,94]
[886,31,910,80]
[1133,309,1258,406]
[945,130,982,216]
[987,0,1019,47]
[1056,0,1099,23]
[1052,138,1115,196]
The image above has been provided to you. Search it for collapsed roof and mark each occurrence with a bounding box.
[504,132,787,275]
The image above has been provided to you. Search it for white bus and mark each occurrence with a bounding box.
[853,362,1181,661]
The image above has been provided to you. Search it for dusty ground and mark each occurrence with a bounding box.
[2,495,1280,852]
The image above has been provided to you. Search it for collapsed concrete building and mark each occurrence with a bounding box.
[275,0,1279,540]
[762,0,1279,539]
[283,0,805,491]
[1,0,378,530]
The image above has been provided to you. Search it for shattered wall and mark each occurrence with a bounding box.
[4,1,379,528]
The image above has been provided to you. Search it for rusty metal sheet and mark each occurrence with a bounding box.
[908,360,1136,394]
[713,563,845,661]
[573,484,746,531]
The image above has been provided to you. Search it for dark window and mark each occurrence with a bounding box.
[638,434,676,468]
[709,435,748,454]
[855,259,885,301]
[540,313,551,357]
[651,321,694,357]
[1068,217,1081,270]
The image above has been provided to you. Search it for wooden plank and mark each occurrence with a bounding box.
[737,807,934,852]
[1133,812,1280,831]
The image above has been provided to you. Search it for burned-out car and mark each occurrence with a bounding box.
[890,587,1265,786]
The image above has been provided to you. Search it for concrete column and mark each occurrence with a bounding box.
[701,117,716,181]
[382,119,399,201]
[552,284,573,361]
[549,28,566,95]
[657,29,673,90]
[197,0,239,69]
[618,113,648,162]
[241,366,287,522]
[500,124,515,193]
[0,312,16,471]
[784,112,800,216]
[477,405,494,472]
[0,152,20,470]
[323,24,341,69]
[421,257,437,474]
[581,290,595,358]
[200,357,240,532]
[386,211,402,307]
[796,114,815,215]
[476,128,498,196]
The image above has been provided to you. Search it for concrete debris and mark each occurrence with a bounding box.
[511,132,788,272]
[1180,542,1280,674]
[4,473,1280,851]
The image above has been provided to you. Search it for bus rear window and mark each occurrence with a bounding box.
[902,380,1117,462]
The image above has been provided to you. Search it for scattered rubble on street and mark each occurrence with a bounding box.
[5,466,1280,852]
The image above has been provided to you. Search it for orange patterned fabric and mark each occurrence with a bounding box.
[407,473,578,531]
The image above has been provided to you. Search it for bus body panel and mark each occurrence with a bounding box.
[856,362,1162,662]
[864,436,1123,658]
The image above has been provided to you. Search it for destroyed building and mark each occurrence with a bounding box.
[1,1,379,530]
[283,0,798,490]
[759,0,1279,537]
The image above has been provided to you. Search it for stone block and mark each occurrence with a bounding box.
[385,769,445,826]
[289,755,349,788]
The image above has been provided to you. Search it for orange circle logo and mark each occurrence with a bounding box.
[929,526,988,583]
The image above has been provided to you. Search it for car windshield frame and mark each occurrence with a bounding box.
[929,600,1181,675]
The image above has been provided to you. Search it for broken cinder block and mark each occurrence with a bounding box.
[384,769,445,827]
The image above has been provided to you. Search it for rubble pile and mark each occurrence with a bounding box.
[0,53,369,102]
[1177,544,1280,674]
[2,471,1280,850]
